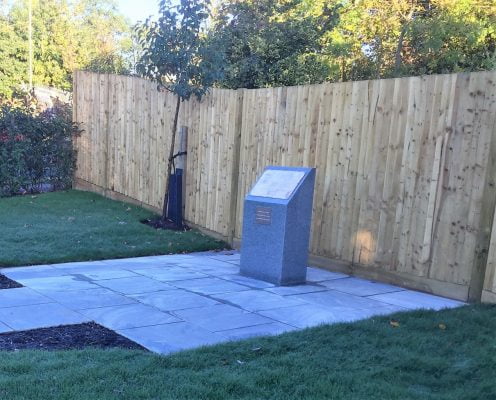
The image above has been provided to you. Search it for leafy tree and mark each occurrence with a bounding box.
[0,12,25,97]
[210,0,338,88]
[136,0,224,223]
[0,0,131,96]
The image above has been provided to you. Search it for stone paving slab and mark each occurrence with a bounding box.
[41,288,136,310]
[80,303,181,330]
[0,321,12,333]
[96,276,175,294]
[265,284,328,296]
[214,290,306,312]
[219,322,296,340]
[320,277,405,297]
[130,266,208,282]
[0,303,90,331]
[173,304,275,332]
[306,267,349,282]
[1,265,64,280]
[217,273,275,289]
[368,290,465,310]
[259,304,356,328]
[118,322,227,354]
[71,268,139,281]
[293,290,392,310]
[0,287,54,308]
[130,290,219,311]
[14,276,98,292]
[171,277,251,295]
[0,250,465,354]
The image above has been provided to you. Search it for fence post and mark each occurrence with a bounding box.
[177,125,188,214]
[227,89,245,247]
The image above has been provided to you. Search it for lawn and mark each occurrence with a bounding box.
[0,190,226,267]
[0,305,495,399]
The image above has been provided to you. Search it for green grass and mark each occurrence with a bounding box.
[1,305,495,399]
[0,190,226,267]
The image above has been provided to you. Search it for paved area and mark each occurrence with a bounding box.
[0,252,464,354]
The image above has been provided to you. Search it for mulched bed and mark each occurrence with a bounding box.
[140,217,190,231]
[0,274,23,290]
[0,322,147,351]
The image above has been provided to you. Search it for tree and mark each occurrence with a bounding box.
[0,12,25,97]
[0,0,131,97]
[136,0,224,224]
[210,0,338,89]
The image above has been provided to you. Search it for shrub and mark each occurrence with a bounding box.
[0,102,80,197]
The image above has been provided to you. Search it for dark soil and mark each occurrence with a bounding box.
[0,274,23,290]
[141,217,190,231]
[0,323,147,351]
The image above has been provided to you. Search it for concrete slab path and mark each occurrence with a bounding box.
[0,252,464,354]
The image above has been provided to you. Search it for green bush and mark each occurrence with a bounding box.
[0,103,80,197]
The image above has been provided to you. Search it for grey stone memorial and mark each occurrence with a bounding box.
[240,166,316,285]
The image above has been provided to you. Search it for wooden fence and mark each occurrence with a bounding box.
[73,70,496,302]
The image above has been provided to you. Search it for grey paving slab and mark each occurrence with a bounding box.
[173,304,274,332]
[0,321,12,333]
[320,277,405,297]
[1,265,67,280]
[0,287,54,308]
[368,290,465,310]
[208,254,241,264]
[41,288,136,310]
[265,284,328,296]
[16,276,98,291]
[96,276,176,294]
[131,290,219,311]
[80,303,180,330]
[171,277,251,295]
[306,267,349,282]
[294,289,391,310]
[101,256,167,265]
[131,266,207,282]
[219,322,297,340]
[118,322,227,354]
[260,303,406,328]
[259,304,354,328]
[0,303,89,331]
[213,289,306,312]
[68,268,139,281]
[50,261,107,269]
[218,273,275,289]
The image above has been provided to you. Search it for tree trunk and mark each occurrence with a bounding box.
[161,95,181,222]
[394,26,407,76]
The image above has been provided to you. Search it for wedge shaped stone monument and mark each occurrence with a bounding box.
[240,166,316,285]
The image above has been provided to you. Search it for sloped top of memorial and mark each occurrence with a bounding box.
[247,166,314,201]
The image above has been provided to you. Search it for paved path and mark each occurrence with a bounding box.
[0,252,464,354]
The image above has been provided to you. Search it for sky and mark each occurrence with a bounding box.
[116,0,160,24]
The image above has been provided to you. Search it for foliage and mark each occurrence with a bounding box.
[136,0,224,100]
[210,0,337,89]
[0,102,80,196]
[0,190,226,266]
[0,12,25,98]
[0,0,132,96]
[210,0,496,88]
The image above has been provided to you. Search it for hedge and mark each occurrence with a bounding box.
[0,103,80,197]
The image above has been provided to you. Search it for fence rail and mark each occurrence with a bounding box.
[73,70,496,302]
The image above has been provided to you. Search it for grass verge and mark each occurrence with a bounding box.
[0,190,226,267]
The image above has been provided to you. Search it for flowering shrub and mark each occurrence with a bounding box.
[0,103,81,197]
